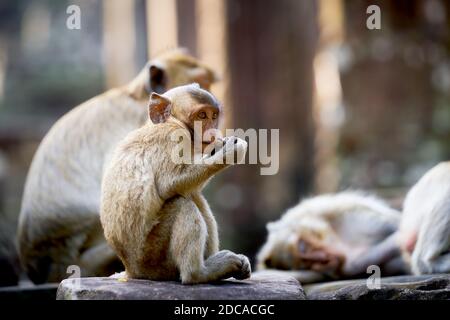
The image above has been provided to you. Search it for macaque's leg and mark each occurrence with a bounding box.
[24,231,90,284]
[79,242,121,277]
[418,253,450,274]
[381,255,409,275]
[169,197,250,284]
[30,234,121,282]
[192,193,219,258]
[342,233,401,276]
[27,256,68,284]
[411,204,450,274]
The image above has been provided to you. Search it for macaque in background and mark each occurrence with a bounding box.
[257,191,407,284]
[18,49,218,284]
[399,162,450,275]
[100,84,251,284]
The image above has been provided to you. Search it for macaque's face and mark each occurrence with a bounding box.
[148,84,222,153]
[262,232,345,275]
[148,51,218,95]
[186,67,216,91]
[166,61,217,92]
[188,104,221,148]
[293,236,344,273]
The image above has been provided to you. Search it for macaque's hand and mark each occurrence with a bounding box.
[203,136,247,165]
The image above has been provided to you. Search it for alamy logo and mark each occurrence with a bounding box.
[366,5,381,30]
[170,122,280,176]
[366,265,381,289]
[66,5,81,30]
[66,265,81,289]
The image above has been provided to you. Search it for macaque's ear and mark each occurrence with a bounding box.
[148,93,171,124]
[149,63,167,94]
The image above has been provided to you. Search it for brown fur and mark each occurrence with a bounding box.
[100,84,250,284]
[18,50,218,284]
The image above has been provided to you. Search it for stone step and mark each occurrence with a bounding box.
[57,271,306,300]
[0,283,59,300]
[304,274,450,300]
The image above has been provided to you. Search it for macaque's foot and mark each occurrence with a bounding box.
[204,250,252,282]
[109,271,129,281]
[233,254,252,280]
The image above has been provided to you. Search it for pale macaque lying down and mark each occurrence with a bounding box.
[399,162,450,275]
[257,191,408,284]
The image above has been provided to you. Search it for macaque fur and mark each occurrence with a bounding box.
[399,162,450,275]
[18,49,217,284]
[257,191,406,283]
[100,84,251,284]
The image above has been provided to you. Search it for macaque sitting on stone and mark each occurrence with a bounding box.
[100,84,251,284]
[18,49,218,284]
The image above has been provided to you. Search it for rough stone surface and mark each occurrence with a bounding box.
[57,271,306,300]
[304,274,450,300]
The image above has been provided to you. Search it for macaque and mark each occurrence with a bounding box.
[399,162,450,275]
[18,49,218,284]
[100,84,251,284]
[257,191,407,284]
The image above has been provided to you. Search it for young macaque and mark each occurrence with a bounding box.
[399,162,450,275]
[18,49,218,284]
[257,191,407,284]
[100,84,251,284]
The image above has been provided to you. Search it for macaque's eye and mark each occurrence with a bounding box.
[198,111,207,119]
[298,240,308,254]
[212,113,218,120]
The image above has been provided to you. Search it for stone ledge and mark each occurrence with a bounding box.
[0,283,59,300]
[57,271,306,300]
[304,274,450,300]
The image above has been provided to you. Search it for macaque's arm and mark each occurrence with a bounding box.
[411,200,450,274]
[159,137,245,198]
[342,232,401,276]
[192,193,219,258]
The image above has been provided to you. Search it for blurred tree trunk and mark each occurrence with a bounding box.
[217,0,318,260]
[146,0,178,57]
[196,0,231,128]
[102,0,140,88]
[338,0,449,191]
[176,0,197,55]
[313,0,345,193]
